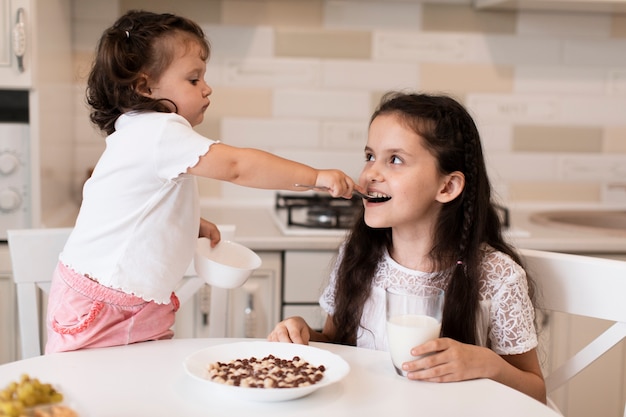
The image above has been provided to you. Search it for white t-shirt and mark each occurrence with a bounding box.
[60,112,215,304]
[319,245,538,355]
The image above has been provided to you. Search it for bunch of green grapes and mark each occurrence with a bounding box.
[0,374,63,417]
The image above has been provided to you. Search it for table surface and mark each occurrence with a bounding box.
[0,338,560,417]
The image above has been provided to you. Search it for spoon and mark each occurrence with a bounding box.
[293,184,390,203]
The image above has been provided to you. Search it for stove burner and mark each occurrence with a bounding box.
[276,193,362,230]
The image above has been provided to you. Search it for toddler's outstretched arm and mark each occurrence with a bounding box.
[188,143,356,198]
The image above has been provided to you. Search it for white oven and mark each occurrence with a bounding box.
[0,89,31,240]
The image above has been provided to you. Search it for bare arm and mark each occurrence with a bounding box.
[188,142,355,198]
[404,339,546,404]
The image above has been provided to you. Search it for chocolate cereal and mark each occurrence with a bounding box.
[207,354,326,388]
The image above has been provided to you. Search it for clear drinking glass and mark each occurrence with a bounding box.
[385,285,445,376]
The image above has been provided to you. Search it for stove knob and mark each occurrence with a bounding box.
[0,153,20,175]
[0,188,22,212]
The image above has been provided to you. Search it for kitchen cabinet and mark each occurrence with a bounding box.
[283,250,336,330]
[0,0,30,88]
[174,251,282,339]
[0,0,74,230]
[227,251,281,338]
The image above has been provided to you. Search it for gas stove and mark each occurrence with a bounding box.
[270,193,528,239]
[271,193,362,236]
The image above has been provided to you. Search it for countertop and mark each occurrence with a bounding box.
[44,200,626,254]
[199,201,626,254]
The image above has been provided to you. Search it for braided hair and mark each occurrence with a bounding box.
[332,92,528,345]
[86,10,210,135]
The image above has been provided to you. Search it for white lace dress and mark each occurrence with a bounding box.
[319,245,538,355]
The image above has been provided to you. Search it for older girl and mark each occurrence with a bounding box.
[268,92,546,403]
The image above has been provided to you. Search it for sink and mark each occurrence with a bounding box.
[530,210,626,236]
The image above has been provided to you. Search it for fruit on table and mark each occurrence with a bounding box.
[0,374,64,417]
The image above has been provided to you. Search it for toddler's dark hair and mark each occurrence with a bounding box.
[86,10,210,135]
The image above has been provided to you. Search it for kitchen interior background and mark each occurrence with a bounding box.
[56,0,626,222]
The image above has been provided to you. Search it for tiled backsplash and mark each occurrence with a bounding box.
[70,0,626,205]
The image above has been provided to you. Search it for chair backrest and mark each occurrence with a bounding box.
[519,249,626,414]
[8,227,72,359]
[8,225,236,359]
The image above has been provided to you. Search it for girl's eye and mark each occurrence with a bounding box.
[190,79,199,85]
[390,155,402,164]
[365,153,374,162]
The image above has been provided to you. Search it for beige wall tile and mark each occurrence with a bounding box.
[513,126,603,153]
[604,127,626,152]
[222,0,323,26]
[195,116,221,142]
[207,87,273,118]
[72,51,95,83]
[611,14,626,38]
[421,64,514,95]
[119,0,221,23]
[422,4,516,34]
[197,177,222,198]
[509,182,601,203]
[275,29,371,59]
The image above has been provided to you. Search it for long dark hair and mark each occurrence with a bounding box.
[332,92,532,346]
[86,10,210,135]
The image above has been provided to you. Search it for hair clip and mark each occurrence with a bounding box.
[456,260,464,265]
[125,30,130,38]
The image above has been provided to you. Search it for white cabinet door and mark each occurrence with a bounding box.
[174,251,282,339]
[227,251,281,338]
[283,251,337,331]
[283,251,336,303]
[0,0,31,89]
[283,305,327,332]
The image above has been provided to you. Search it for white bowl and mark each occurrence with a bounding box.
[183,341,350,402]
[194,238,262,289]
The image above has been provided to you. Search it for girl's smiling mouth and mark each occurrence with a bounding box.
[363,191,391,203]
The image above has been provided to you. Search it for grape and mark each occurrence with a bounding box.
[0,374,64,416]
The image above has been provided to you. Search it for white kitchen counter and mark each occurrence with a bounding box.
[199,203,626,254]
[508,209,626,254]
[199,204,344,251]
[43,200,626,254]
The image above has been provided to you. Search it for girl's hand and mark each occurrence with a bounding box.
[199,218,221,248]
[402,337,502,382]
[315,170,356,199]
[267,317,312,345]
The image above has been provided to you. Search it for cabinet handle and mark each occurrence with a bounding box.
[13,8,26,73]
[199,285,211,326]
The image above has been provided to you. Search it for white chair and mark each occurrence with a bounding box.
[520,249,626,417]
[8,226,235,359]
[8,228,73,359]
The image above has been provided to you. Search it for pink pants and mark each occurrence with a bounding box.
[45,262,179,354]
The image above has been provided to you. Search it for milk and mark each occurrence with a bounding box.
[386,314,441,374]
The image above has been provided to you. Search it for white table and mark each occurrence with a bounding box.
[0,338,560,417]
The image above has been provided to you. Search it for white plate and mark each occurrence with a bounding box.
[183,341,350,402]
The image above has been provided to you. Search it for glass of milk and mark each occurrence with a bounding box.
[385,286,444,376]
